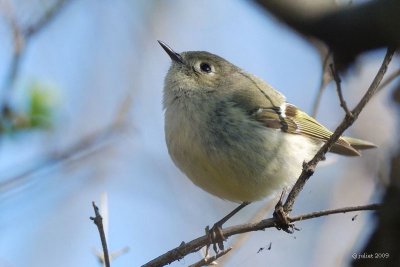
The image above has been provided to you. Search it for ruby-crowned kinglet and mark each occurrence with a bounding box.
[158,41,376,203]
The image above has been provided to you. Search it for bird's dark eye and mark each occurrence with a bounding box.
[200,62,212,73]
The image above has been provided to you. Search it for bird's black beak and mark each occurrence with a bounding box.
[158,40,184,64]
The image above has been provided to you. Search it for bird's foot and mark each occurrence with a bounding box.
[273,189,299,233]
[205,202,250,254]
[206,223,226,254]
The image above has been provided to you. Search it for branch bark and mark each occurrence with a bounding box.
[90,201,111,267]
[188,247,232,267]
[142,204,380,267]
[0,0,72,113]
[283,47,396,214]
[330,64,353,117]
[142,45,396,267]
[311,48,333,118]
[378,68,400,92]
[352,66,400,267]
[0,124,122,194]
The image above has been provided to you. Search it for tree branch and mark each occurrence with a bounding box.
[143,47,395,267]
[90,201,111,267]
[216,196,278,266]
[289,204,380,222]
[142,203,380,267]
[283,47,396,214]
[0,123,123,194]
[330,63,353,117]
[188,247,232,267]
[311,48,333,118]
[0,0,72,113]
[23,0,69,38]
[378,68,400,92]
[352,69,400,267]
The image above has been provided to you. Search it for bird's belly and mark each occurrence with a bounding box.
[167,122,321,202]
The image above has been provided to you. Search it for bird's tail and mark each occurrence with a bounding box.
[331,136,377,156]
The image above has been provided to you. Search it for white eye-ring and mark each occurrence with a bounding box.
[196,61,215,74]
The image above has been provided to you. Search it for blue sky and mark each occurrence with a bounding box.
[0,1,396,267]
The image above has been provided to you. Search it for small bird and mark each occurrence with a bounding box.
[159,41,376,203]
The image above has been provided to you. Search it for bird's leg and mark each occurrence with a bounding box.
[273,188,298,233]
[207,202,250,253]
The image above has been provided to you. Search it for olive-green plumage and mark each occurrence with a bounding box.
[159,41,376,202]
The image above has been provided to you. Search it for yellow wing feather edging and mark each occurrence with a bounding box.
[253,103,376,156]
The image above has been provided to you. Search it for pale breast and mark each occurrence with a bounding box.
[164,99,321,202]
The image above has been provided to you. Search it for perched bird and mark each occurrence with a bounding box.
[159,41,376,203]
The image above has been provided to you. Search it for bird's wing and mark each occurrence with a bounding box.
[229,73,367,156]
[252,103,361,156]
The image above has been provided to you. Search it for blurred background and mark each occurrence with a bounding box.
[0,0,398,266]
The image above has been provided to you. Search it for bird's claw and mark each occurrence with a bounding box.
[273,189,299,233]
[206,224,226,254]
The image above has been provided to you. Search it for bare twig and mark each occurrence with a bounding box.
[90,202,111,267]
[142,203,380,267]
[330,63,353,117]
[216,197,278,266]
[23,0,69,38]
[0,0,71,112]
[143,47,395,267]
[310,81,326,119]
[353,108,400,266]
[0,124,123,194]
[188,247,232,267]
[0,0,138,196]
[378,68,400,92]
[0,1,24,106]
[288,204,379,222]
[311,49,333,118]
[283,47,396,214]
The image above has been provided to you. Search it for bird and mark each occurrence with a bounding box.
[158,40,376,204]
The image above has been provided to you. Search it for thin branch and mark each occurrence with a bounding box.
[0,0,71,112]
[0,123,123,194]
[283,47,396,213]
[353,120,400,266]
[330,63,353,117]
[0,0,137,196]
[188,247,232,267]
[289,204,379,222]
[90,201,111,267]
[378,68,400,92]
[143,47,395,267]
[311,49,333,118]
[23,0,69,38]
[310,77,329,118]
[216,197,278,266]
[141,203,380,267]
[0,1,25,106]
